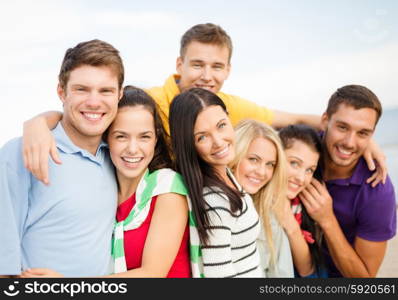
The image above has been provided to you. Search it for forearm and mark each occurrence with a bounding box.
[271,110,322,130]
[106,267,167,278]
[24,111,62,131]
[285,224,314,277]
[321,217,371,277]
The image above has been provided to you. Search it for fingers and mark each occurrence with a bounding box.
[364,150,375,171]
[299,188,317,210]
[50,140,62,165]
[40,147,50,186]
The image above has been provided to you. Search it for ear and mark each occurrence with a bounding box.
[225,63,231,80]
[118,87,124,102]
[57,84,66,104]
[176,56,183,74]
[320,112,329,131]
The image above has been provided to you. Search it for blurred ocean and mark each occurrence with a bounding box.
[374,107,398,202]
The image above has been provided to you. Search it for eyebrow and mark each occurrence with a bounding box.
[190,59,204,64]
[287,155,303,163]
[336,120,374,133]
[194,118,227,136]
[111,130,154,135]
[71,84,117,91]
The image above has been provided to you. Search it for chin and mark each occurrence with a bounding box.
[244,186,260,195]
[287,190,298,200]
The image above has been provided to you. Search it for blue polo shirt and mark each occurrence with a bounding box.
[0,123,117,276]
[323,158,396,277]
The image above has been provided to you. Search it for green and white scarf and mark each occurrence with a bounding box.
[188,198,205,278]
[111,168,188,273]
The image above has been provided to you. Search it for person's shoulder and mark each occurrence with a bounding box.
[0,137,22,162]
[0,137,28,178]
[203,186,230,208]
[216,91,247,103]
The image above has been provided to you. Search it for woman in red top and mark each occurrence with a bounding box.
[23,86,190,278]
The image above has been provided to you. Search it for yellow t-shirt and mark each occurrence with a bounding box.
[146,74,274,135]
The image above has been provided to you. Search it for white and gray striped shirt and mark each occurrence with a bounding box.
[201,186,264,278]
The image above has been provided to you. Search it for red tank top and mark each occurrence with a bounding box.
[116,193,191,277]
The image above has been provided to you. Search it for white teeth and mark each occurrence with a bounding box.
[122,157,142,163]
[84,113,102,119]
[338,147,353,155]
[247,177,261,184]
[213,146,228,156]
[289,182,300,189]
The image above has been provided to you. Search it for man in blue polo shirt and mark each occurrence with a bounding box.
[0,39,123,276]
[300,85,396,277]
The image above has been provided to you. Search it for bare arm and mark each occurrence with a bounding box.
[271,110,322,130]
[277,200,314,277]
[108,193,188,278]
[300,178,387,277]
[22,111,63,184]
[320,217,386,277]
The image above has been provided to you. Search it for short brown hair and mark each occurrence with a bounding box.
[326,85,382,124]
[180,23,233,63]
[58,39,124,90]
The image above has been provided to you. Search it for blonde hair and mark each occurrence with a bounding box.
[230,120,287,268]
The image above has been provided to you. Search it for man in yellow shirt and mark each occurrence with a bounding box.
[146,23,320,135]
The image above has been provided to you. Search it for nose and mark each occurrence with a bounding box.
[85,91,101,109]
[126,139,139,154]
[293,168,305,185]
[254,164,267,178]
[212,132,224,148]
[343,132,356,149]
[201,66,212,82]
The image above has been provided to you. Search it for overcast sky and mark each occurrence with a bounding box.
[1,0,397,147]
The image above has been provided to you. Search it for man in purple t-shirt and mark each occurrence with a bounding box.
[300,85,396,277]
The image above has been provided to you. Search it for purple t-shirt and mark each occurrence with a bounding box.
[323,158,396,277]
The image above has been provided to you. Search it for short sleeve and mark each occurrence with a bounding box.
[356,176,396,242]
[0,141,30,275]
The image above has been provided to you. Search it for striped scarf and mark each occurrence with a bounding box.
[112,168,188,273]
[290,197,315,244]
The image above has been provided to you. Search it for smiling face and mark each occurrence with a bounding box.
[176,41,231,94]
[193,105,235,175]
[58,64,121,147]
[236,137,277,194]
[322,103,377,175]
[107,106,156,184]
[285,140,320,199]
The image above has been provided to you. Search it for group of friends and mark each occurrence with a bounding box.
[0,23,396,278]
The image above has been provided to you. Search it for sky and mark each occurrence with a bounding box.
[1,0,398,147]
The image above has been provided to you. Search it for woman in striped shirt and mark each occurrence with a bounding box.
[169,88,263,278]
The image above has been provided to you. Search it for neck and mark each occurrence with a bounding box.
[61,119,102,155]
[322,152,358,181]
[117,172,143,205]
[215,165,236,190]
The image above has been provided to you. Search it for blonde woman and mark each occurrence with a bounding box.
[230,120,293,277]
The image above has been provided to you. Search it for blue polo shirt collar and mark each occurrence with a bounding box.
[53,122,108,164]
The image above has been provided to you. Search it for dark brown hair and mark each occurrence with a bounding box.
[180,23,233,63]
[58,39,124,90]
[326,85,382,125]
